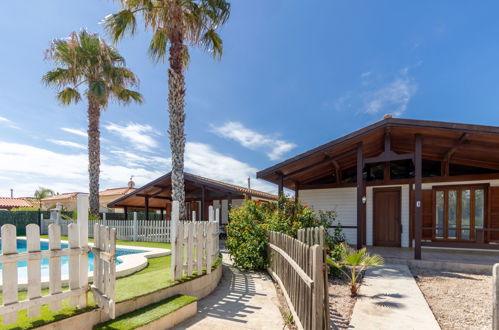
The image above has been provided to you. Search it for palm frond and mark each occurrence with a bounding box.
[41,68,76,87]
[148,28,169,62]
[104,9,138,42]
[201,29,223,59]
[57,88,81,105]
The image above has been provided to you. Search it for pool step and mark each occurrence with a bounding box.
[94,294,197,330]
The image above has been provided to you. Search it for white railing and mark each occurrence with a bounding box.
[170,202,220,281]
[42,213,171,243]
[0,195,90,326]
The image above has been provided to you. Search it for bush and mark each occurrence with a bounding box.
[226,196,328,270]
[226,200,268,270]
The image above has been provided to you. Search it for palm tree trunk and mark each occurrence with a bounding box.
[87,96,101,217]
[168,3,187,219]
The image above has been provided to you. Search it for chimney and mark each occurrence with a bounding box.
[383,114,393,119]
[128,175,135,189]
[248,177,251,190]
[10,189,13,198]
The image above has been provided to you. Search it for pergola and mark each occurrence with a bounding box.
[257,117,499,259]
[108,172,277,220]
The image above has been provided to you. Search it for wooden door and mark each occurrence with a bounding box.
[374,187,401,247]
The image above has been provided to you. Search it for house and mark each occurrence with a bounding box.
[41,181,136,212]
[0,198,33,210]
[107,172,277,224]
[257,117,499,259]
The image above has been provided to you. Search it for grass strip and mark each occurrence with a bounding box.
[94,294,197,330]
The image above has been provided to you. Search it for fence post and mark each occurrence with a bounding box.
[192,211,196,221]
[77,193,89,308]
[133,212,138,241]
[209,205,214,222]
[171,201,179,281]
[102,212,107,227]
[312,244,324,330]
[494,263,499,330]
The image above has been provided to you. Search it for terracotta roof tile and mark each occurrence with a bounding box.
[100,187,136,196]
[41,192,81,201]
[0,198,33,208]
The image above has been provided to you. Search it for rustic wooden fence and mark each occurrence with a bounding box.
[170,201,220,281]
[267,228,329,330]
[91,224,117,319]
[42,214,171,243]
[0,194,117,326]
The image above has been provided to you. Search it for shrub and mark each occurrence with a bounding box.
[226,200,268,270]
[226,197,325,271]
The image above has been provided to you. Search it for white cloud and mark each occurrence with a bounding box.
[211,121,296,161]
[363,68,417,116]
[110,149,170,168]
[334,67,417,117]
[105,122,160,152]
[61,127,87,138]
[0,141,166,197]
[48,139,86,150]
[184,142,275,194]
[0,116,10,122]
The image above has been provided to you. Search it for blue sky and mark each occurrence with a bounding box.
[1,1,499,197]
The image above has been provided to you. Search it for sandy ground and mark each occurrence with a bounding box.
[411,268,492,330]
[328,276,357,330]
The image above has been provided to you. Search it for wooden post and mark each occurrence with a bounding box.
[26,224,41,318]
[124,206,128,220]
[201,186,206,220]
[294,183,299,203]
[356,143,365,250]
[160,208,164,220]
[144,196,149,220]
[278,172,284,197]
[311,245,324,330]
[133,212,138,241]
[493,263,499,330]
[77,193,89,308]
[414,134,422,260]
[2,224,18,324]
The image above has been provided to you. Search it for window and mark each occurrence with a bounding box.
[433,185,487,241]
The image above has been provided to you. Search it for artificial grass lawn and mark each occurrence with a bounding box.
[94,294,197,330]
[0,239,220,329]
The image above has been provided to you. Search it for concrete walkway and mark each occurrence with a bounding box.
[349,264,440,330]
[173,252,284,330]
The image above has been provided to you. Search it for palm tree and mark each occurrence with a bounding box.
[327,243,384,297]
[43,30,143,216]
[34,187,55,210]
[105,0,230,219]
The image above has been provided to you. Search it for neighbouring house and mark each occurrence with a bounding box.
[0,197,33,210]
[107,172,277,224]
[257,116,499,259]
[41,180,136,212]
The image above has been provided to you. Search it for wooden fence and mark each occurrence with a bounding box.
[267,228,329,330]
[170,201,220,281]
[91,224,117,319]
[42,214,171,243]
[0,194,117,326]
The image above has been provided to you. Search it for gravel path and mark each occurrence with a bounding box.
[411,268,492,330]
[328,277,356,329]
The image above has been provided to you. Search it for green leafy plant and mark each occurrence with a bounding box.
[226,197,323,270]
[326,243,384,297]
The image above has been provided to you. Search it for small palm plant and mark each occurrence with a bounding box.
[326,243,384,297]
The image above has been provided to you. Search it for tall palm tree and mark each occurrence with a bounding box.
[34,187,55,210]
[105,0,230,219]
[43,30,143,216]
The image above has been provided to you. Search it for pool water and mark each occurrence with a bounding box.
[0,239,143,281]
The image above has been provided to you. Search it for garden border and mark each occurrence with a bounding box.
[35,261,222,330]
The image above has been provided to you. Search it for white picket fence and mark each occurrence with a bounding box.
[0,194,117,327]
[171,202,220,281]
[0,195,90,326]
[42,213,171,243]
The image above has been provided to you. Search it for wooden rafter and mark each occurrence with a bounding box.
[364,129,414,165]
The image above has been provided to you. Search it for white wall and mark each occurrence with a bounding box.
[212,199,243,224]
[300,188,358,244]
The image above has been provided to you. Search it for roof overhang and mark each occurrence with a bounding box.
[257,118,499,189]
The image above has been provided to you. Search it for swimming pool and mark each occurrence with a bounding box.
[0,239,144,282]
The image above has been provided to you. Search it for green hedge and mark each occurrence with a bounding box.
[0,211,49,236]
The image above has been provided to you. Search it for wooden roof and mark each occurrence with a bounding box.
[108,172,277,209]
[256,118,499,189]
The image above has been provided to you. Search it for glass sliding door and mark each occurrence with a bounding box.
[433,185,487,241]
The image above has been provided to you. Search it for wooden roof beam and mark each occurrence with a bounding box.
[282,149,355,179]
[364,128,414,164]
[443,133,469,162]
